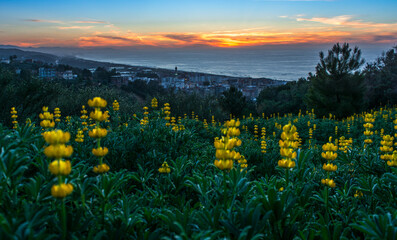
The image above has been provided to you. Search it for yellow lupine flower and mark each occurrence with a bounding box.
[354,190,363,198]
[93,163,110,173]
[278,123,299,169]
[322,163,337,172]
[88,128,108,138]
[43,130,71,144]
[363,123,373,129]
[75,130,84,142]
[39,111,54,120]
[280,148,297,159]
[92,147,109,157]
[321,151,338,161]
[90,110,109,122]
[322,143,338,152]
[88,97,107,108]
[214,159,233,170]
[44,145,73,159]
[51,183,74,198]
[278,159,296,168]
[112,100,120,111]
[158,161,171,173]
[321,179,336,188]
[225,119,240,128]
[233,152,241,160]
[151,98,158,108]
[40,120,55,128]
[48,160,72,176]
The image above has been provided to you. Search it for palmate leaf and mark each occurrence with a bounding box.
[351,212,397,240]
[0,201,55,240]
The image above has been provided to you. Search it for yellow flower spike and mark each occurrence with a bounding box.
[10,107,18,129]
[112,100,120,111]
[75,130,84,143]
[92,147,109,157]
[48,160,72,176]
[151,98,158,108]
[354,190,363,198]
[158,161,171,173]
[214,119,241,171]
[88,97,107,108]
[51,183,74,198]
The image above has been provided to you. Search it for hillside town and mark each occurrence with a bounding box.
[1,55,286,99]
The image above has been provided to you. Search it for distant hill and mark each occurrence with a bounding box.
[0,48,129,69]
[0,48,58,63]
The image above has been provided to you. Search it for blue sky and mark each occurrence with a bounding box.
[0,0,396,47]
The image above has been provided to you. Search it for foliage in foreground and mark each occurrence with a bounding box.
[1,100,397,239]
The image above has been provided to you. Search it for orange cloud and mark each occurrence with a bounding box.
[78,34,144,47]
[74,30,358,48]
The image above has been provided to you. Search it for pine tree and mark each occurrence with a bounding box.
[364,46,397,108]
[219,86,247,117]
[306,43,365,118]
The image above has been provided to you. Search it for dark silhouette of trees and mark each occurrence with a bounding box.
[364,46,397,108]
[306,43,365,118]
[219,86,247,118]
[257,78,309,116]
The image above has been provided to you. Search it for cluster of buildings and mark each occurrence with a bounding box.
[108,66,285,99]
[1,57,78,80]
[0,58,11,64]
[1,55,285,99]
[38,68,77,80]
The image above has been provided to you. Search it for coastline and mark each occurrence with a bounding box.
[0,47,287,84]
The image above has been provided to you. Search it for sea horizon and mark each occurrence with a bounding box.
[70,44,394,81]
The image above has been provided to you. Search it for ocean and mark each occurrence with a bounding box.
[76,44,393,81]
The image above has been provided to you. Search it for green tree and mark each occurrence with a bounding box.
[257,78,309,116]
[93,67,112,84]
[364,46,397,108]
[306,43,365,118]
[218,86,247,118]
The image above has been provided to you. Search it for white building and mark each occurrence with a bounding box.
[0,58,10,64]
[62,70,75,80]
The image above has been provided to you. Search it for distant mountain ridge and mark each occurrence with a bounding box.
[0,47,129,69]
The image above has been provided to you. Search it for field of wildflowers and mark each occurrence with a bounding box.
[1,97,397,239]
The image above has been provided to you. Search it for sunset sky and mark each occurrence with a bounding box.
[0,0,396,48]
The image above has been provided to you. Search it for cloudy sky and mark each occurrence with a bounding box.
[0,0,396,48]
